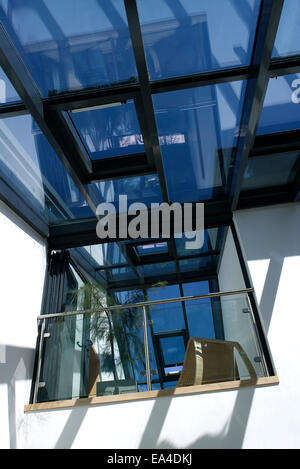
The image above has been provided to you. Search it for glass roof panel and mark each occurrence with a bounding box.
[257,74,300,135]
[242,151,300,190]
[0,66,21,104]
[0,114,93,223]
[175,228,219,257]
[152,80,246,202]
[139,261,176,278]
[178,255,217,273]
[273,0,300,58]
[137,0,261,81]
[106,265,138,282]
[0,0,137,97]
[91,173,162,209]
[82,243,127,268]
[70,100,144,160]
[257,73,300,135]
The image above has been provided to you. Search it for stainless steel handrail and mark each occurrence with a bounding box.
[37,288,254,321]
[33,287,256,403]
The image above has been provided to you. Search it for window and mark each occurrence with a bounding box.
[32,225,272,405]
[0,1,284,411]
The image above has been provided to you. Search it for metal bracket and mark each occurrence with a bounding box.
[43,332,51,338]
[243,308,251,314]
[38,382,46,388]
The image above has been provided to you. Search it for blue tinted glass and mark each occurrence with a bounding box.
[147,285,185,333]
[139,261,176,278]
[137,0,261,81]
[70,101,144,160]
[273,0,300,58]
[0,67,20,104]
[0,0,137,96]
[242,152,300,190]
[108,266,137,282]
[152,81,246,202]
[182,281,215,339]
[257,75,300,134]
[91,174,162,209]
[176,228,219,257]
[179,256,217,273]
[160,336,186,365]
[82,243,127,267]
[0,114,93,223]
[115,289,144,305]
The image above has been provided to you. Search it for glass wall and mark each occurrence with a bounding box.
[35,225,268,402]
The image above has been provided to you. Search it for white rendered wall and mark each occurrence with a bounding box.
[2,202,300,449]
[0,201,46,449]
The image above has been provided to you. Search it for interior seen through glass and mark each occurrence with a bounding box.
[37,227,266,403]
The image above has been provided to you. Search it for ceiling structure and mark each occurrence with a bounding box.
[0,0,299,290]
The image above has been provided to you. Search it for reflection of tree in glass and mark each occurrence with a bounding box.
[69,283,146,382]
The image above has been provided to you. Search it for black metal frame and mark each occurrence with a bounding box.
[0,0,297,244]
[230,220,276,377]
[7,0,290,405]
[0,0,297,295]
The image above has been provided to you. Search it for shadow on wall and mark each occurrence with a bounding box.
[54,406,89,449]
[138,387,255,449]
[0,344,35,449]
[35,385,255,450]
[236,204,300,332]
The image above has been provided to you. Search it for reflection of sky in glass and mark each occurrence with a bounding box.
[161,336,186,364]
[273,0,300,58]
[257,74,300,134]
[182,281,215,339]
[0,0,137,96]
[0,114,93,222]
[0,67,20,104]
[147,284,185,333]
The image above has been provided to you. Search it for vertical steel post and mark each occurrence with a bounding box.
[142,306,152,391]
[33,318,46,404]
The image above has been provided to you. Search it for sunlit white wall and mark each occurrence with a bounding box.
[1,200,300,449]
[0,201,46,449]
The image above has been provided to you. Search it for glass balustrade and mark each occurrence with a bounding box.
[34,290,268,403]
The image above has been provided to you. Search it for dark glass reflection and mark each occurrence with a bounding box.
[242,152,300,190]
[160,336,186,365]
